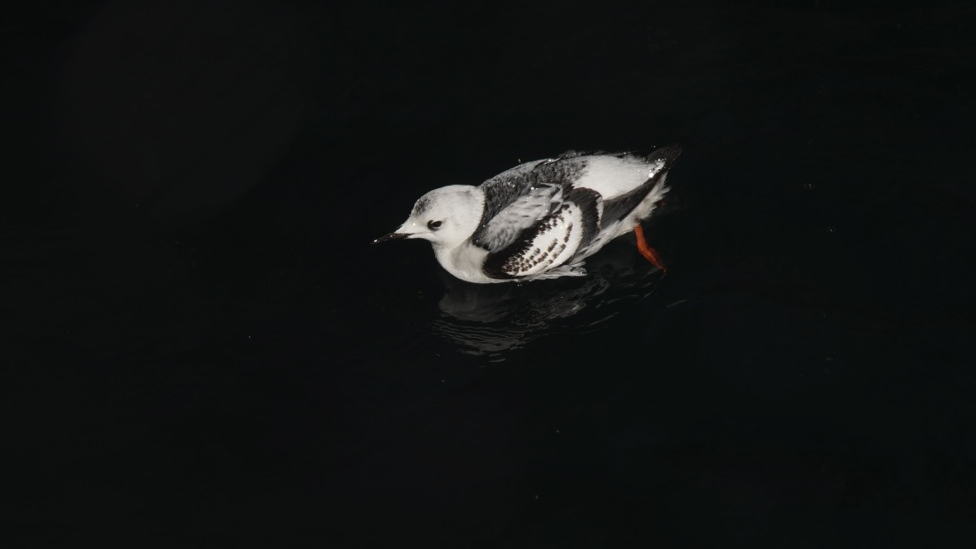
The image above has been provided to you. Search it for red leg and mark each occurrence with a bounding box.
[634,224,667,273]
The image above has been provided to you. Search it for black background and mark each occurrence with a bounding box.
[4,0,975,546]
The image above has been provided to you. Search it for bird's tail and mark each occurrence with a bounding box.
[644,143,683,167]
[640,143,682,213]
[600,144,681,225]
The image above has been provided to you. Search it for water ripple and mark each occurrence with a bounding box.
[431,240,666,359]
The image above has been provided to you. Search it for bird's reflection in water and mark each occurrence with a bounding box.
[433,239,665,359]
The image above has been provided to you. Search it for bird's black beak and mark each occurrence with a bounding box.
[372,232,409,244]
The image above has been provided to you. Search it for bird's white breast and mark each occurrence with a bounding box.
[435,244,497,283]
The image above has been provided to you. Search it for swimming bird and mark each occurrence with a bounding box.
[373,145,681,283]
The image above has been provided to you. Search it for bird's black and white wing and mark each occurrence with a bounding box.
[474,183,563,252]
[473,154,591,232]
[482,188,601,279]
[471,158,556,252]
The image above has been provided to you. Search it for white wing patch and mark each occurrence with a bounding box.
[572,156,665,200]
[502,202,583,277]
[480,184,562,252]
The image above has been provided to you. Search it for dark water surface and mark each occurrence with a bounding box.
[5,1,976,546]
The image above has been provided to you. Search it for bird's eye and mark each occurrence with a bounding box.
[427,220,443,230]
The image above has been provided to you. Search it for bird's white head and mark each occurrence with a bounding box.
[373,185,484,250]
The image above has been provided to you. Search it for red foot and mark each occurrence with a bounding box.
[634,224,667,273]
